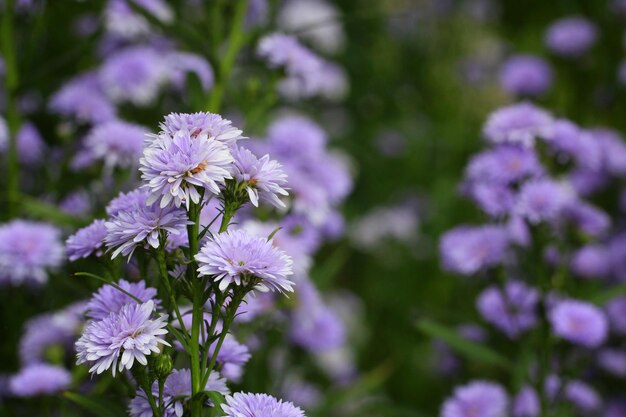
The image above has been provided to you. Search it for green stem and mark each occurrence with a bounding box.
[157,246,188,335]
[206,0,249,112]
[200,289,224,383]
[132,367,160,417]
[218,204,237,234]
[2,0,21,219]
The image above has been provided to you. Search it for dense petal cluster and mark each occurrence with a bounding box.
[441,380,508,417]
[549,300,608,348]
[439,225,509,275]
[82,120,148,169]
[196,229,294,293]
[482,102,553,147]
[499,54,553,97]
[477,280,539,338]
[86,279,159,321]
[515,179,574,224]
[75,301,169,375]
[160,112,243,145]
[222,392,306,417]
[9,364,71,397]
[66,219,108,261]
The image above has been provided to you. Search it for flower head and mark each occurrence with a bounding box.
[477,280,539,338]
[49,72,116,123]
[440,225,509,276]
[86,279,159,321]
[76,300,169,376]
[196,229,294,293]
[160,112,243,145]
[83,120,148,169]
[106,189,148,216]
[549,299,608,348]
[545,16,597,57]
[10,364,71,397]
[66,219,108,261]
[441,380,508,417]
[0,220,64,285]
[465,145,543,185]
[222,392,305,417]
[499,54,553,97]
[570,245,610,279]
[482,102,553,147]
[515,179,574,224]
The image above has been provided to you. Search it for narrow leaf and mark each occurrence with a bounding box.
[74,272,142,303]
[64,391,126,417]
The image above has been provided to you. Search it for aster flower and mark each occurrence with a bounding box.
[549,299,608,348]
[566,202,611,238]
[166,52,214,92]
[86,279,159,321]
[439,225,509,276]
[140,131,233,209]
[66,219,108,261]
[592,128,626,176]
[222,392,305,417]
[604,296,626,335]
[440,380,508,417]
[49,72,116,123]
[570,245,610,279]
[59,190,91,216]
[0,220,64,285]
[82,120,149,169]
[597,349,626,377]
[105,0,173,39]
[106,188,149,216]
[129,369,228,417]
[196,229,294,293]
[266,115,327,160]
[208,335,252,382]
[229,146,289,208]
[512,386,539,417]
[545,16,597,57]
[499,54,553,97]
[464,145,543,185]
[476,280,539,338]
[75,300,169,376]
[543,120,602,170]
[15,122,46,165]
[9,364,71,397]
[466,183,516,217]
[514,179,574,224]
[159,112,243,145]
[105,197,188,259]
[482,102,553,147]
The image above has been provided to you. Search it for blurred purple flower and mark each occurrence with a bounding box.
[166,52,214,92]
[82,120,148,169]
[499,54,553,97]
[570,245,610,279]
[440,225,509,276]
[10,364,71,397]
[222,393,305,417]
[465,145,543,185]
[545,16,597,57]
[512,386,539,417]
[49,72,116,124]
[515,179,574,224]
[66,219,108,261]
[160,112,243,145]
[482,102,553,147]
[549,299,608,348]
[441,380,508,417]
[477,280,539,338]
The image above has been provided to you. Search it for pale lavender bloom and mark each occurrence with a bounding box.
[597,349,626,377]
[105,199,188,259]
[499,54,553,97]
[569,168,610,197]
[105,0,173,39]
[515,179,574,224]
[564,201,611,238]
[15,122,46,165]
[281,375,321,409]
[549,299,608,348]
[605,296,626,335]
[507,216,531,247]
[208,335,251,382]
[167,52,214,92]
[543,120,602,170]
[83,120,149,169]
[512,386,539,417]
[9,364,71,397]
[467,183,516,217]
[140,132,233,209]
[482,102,553,147]
[100,46,169,106]
[465,145,543,185]
[545,16,597,57]
[196,229,294,293]
[129,369,228,417]
[592,128,626,176]
[0,220,64,285]
[222,393,305,417]
[86,279,159,321]
[19,301,87,365]
[609,234,626,282]
[159,112,243,145]
[66,219,108,261]
[49,73,116,123]
[439,225,509,276]
[75,300,169,376]
[440,380,508,417]
[565,380,602,412]
[570,245,610,279]
[477,280,539,338]
[106,188,148,216]
[59,191,91,216]
[230,146,289,208]
[266,115,327,160]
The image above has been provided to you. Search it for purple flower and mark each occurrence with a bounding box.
[15,122,46,165]
[83,120,148,169]
[76,300,169,376]
[499,54,553,97]
[592,128,626,176]
[86,279,159,321]
[196,229,294,293]
[564,201,611,238]
[230,146,289,208]
[514,179,574,224]
[476,280,539,338]
[564,380,601,412]
[129,369,228,417]
[281,375,321,409]
[597,349,626,377]
[439,225,509,276]
[59,191,91,216]
[466,183,516,217]
[482,102,553,147]
[9,364,71,397]
[106,188,148,216]
[545,16,597,57]
[512,386,539,417]
[549,299,608,348]
[266,115,327,160]
[222,392,305,417]
[160,112,243,145]
[66,219,108,261]
[140,131,233,209]
[49,72,116,123]
[568,168,609,197]
[441,380,508,417]
[166,52,214,92]
[570,245,610,279]
[105,0,173,39]
[543,120,602,170]
[100,46,169,106]
[465,145,543,185]
[105,195,189,259]
[208,335,251,382]
[0,220,64,285]
[605,296,626,335]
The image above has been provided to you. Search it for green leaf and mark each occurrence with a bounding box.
[416,319,511,369]
[589,283,626,305]
[21,195,88,227]
[266,227,282,241]
[207,391,226,413]
[64,391,126,417]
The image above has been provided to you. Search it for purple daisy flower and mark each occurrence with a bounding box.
[592,128,626,176]
[466,183,516,217]
[512,386,539,417]
[476,280,539,338]
[9,364,71,397]
[82,120,149,169]
[105,197,188,259]
[565,201,611,238]
[166,52,214,92]
[604,296,626,335]
[105,0,173,39]
[66,219,108,261]
[129,369,228,417]
[59,190,91,216]
[230,146,289,208]
[549,299,608,348]
[0,220,64,285]
[49,72,116,124]
[106,188,148,216]
[266,115,327,160]
[499,54,553,97]
[159,112,243,145]
[597,349,626,377]
[439,225,509,276]
[545,16,597,57]
[15,122,46,165]
[75,300,169,376]
[196,229,294,293]
[515,179,574,224]
[222,392,305,417]
[86,279,159,321]
[140,131,233,209]
[482,102,553,147]
[543,121,602,170]
[440,380,508,417]
[208,335,251,382]
[570,245,610,279]
[465,145,543,185]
